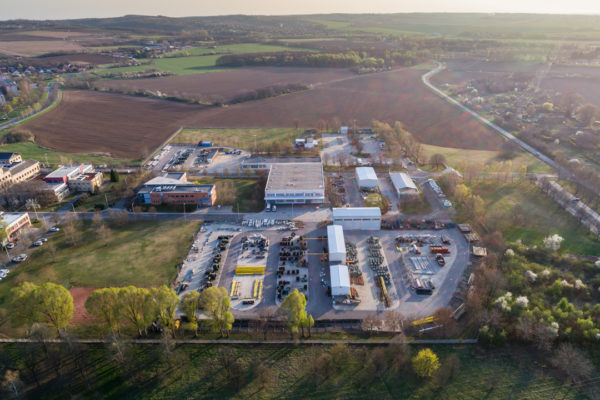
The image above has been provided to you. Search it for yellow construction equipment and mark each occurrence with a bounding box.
[380,277,387,297]
[230,281,240,297]
[257,280,263,299]
[411,316,435,326]
[235,266,266,275]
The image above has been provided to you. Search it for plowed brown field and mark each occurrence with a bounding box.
[185,68,503,150]
[25,90,206,159]
[24,67,503,158]
[95,67,354,103]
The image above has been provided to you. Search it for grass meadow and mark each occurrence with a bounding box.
[172,127,298,150]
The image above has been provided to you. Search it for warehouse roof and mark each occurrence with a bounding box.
[330,264,351,294]
[332,207,381,218]
[355,167,377,181]
[265,162,324,192]
[390,172,417,191]
[327,225,345,256]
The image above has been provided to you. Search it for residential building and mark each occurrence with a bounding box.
[44,164,93,185]
[332,207,381,231]
[0,168,13,190]
[68,172,104,193]
[264,162,325,204]
[389,172,418,197]
[7,160,40,184]
[355,167,378,189]
[0,153,23,164]
[0,212,31,243]
[137,173,215,206]
[39,182,70,204]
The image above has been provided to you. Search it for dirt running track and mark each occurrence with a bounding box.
[24,67,503,158]
[69,287,96,324]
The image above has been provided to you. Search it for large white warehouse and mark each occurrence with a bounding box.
[332,207,381,231]
[330,264,351,297]
[327,225,346,263]
[390,172,418,197]
[264,162,325,204]
[355,167,378,189]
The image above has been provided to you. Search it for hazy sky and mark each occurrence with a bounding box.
[4,0,600,20]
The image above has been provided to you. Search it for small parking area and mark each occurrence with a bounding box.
[149,144,249,174]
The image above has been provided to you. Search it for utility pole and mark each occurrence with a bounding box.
[105,193,109,209]
[253,135,257,155]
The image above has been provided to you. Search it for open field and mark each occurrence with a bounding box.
[94,67,353,103]
[23,68,506,159]
[421,143,552,173]
[95,43,313,76]
[0,142,130,166]
[184,67,504,151]
[96,54,228,76]
[172,127,298,149]
[0,342,587,399]
[24,53,117,66]
[0,220,200,325]
[193,178,263,212]
[22,90,204,159]
[0,40,86,56]
[455,180,600,255]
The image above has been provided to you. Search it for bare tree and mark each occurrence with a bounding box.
[551,343,594,383]
[361,313,383,335]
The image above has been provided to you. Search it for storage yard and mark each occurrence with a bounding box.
[175,218,471,319]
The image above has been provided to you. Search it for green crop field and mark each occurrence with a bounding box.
[0,142,132,166]
[96,43,313,76]
[172,127,298,150]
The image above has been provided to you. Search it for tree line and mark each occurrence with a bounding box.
[216,51,385,69]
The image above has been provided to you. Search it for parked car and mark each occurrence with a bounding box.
[40,237,48,243]
[12,254,27,263]
[0,269,8,280]
[5,243,15,249]
[49,226,60,232]
[33,240,43,247]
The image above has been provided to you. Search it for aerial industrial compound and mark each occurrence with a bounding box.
[0,124,476,324]
[91,125,474,322]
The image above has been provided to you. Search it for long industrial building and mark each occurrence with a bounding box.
[389,172,418,196]
[355,167,378,189]
[332,207,381,231]
[264,162,325,204]
[327,225,346,263]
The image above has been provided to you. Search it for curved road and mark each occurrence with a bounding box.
[422,63,600,197]
[422,63,559,169]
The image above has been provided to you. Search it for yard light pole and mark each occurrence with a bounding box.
[253,135,257,155]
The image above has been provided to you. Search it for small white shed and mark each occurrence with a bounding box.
[355,167,378,189]
[330,264,351,297]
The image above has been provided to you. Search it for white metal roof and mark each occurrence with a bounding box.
[327,225,345,256]
[389,172,417,191]
[332,207,381,218]
[355,167,377,181]
[330,264,350,291]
